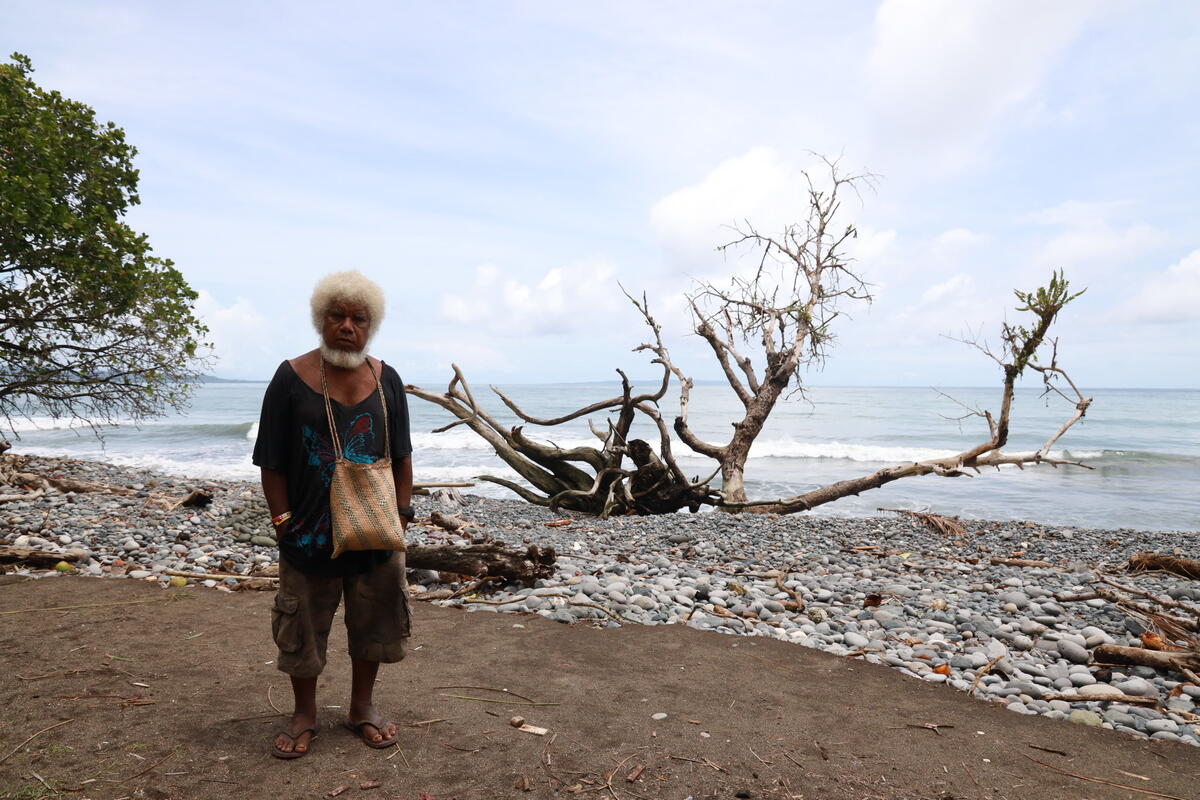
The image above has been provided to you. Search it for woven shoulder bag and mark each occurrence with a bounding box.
[320,358,407,559]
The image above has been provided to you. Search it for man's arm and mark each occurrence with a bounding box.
[393,456,413,530]
[261,467,290,528]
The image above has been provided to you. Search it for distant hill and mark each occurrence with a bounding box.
[199,375,265,384]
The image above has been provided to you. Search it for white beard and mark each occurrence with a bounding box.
[320,342,368,369]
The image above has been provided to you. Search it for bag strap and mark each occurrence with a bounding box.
[319,357,390,461]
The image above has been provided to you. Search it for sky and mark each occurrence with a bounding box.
[5,0,1199,388]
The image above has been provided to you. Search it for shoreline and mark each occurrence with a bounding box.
[2,453,1198,748]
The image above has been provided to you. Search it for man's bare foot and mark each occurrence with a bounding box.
[273,712,318,758]
[346,704,398,748]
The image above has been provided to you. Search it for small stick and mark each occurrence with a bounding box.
[267,686,285,716]
[961,762,980,788]
[228,711,284,722]
[781,752,803,768]
[385,741,411,768]
[602,753,635,800]
[969,656,1003,696]
[568,600,626,623]
[115,749,176,784]
[0,597,171,616]
[0,718,74,765]
[438,694,559,707]
[433,685,539,703]
[1022,754,1189,799]
[163,569,272,582]
[666,754,705,764]
[748,746,773,766]
[17,668,111,681]
[31,772,53,792]
[408,718,448,727]
[899,723,954,735]
[1027,743,1068,757]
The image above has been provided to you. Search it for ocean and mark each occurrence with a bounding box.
[8,381,1198,532]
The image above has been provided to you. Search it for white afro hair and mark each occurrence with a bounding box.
[310,270,386,337]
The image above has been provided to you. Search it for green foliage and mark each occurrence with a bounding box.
[1003,270,1084,374]
[0,53,208,430]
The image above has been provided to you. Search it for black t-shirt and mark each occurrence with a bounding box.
[252,360,413,577]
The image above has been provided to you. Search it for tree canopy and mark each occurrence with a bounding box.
[0,53,208,431]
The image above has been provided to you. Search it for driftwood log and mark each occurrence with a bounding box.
[989,557,1055,568]
[1092,643,1200,674]
[430,511,472,534]
[1038,690,1160,707]
[406,543,556,587]
[1129,552,1200,581]
[407,363,720,517]
[0,546,81,567]
[2,542,555,588]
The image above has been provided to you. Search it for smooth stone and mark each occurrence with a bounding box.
[1077,684,1123,699]
[1105,711,1138,727]
[1069,710,1104,727]
[843,632,870,649]
[998,591,1029,609]
[1145,719,1179,733]
[1057,640,1090,665]
[1115,677,1157,698]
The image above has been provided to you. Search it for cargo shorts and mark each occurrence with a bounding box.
[270,553,411,678]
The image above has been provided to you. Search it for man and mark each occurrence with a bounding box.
[253,270,414,758]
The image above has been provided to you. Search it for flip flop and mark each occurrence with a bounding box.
[271,725,318,759]
[344,717,399,749]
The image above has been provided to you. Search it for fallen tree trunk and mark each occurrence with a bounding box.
[1128,552,1200,581]
[406,543,556,587]
[1092,643,1200,673]
[0,546,80,567]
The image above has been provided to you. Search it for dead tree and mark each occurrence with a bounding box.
[633,157,875,504]
[726,272,1093,513]
[405,364,719,517]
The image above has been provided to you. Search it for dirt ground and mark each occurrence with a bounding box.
[0,575,1197,800]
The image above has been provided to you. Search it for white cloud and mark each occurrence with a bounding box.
[1119,248,1200,324]
[651,147,803,266]
[865,0,1102,168]
[851,227,898,262]
[651,148,888,280]
[934,228,990,250]
[921,273,972,304]
[440,260,622,336]
[193,290,280,378]
[883,273,1001,346]
[1027,221,1164,282]
[1025,200,1129,227]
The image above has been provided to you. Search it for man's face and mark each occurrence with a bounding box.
[322,300,371,355]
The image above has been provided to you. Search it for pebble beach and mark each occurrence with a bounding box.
[3,454,1198,748]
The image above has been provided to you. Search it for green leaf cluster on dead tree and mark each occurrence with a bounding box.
[0,53,209,431]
